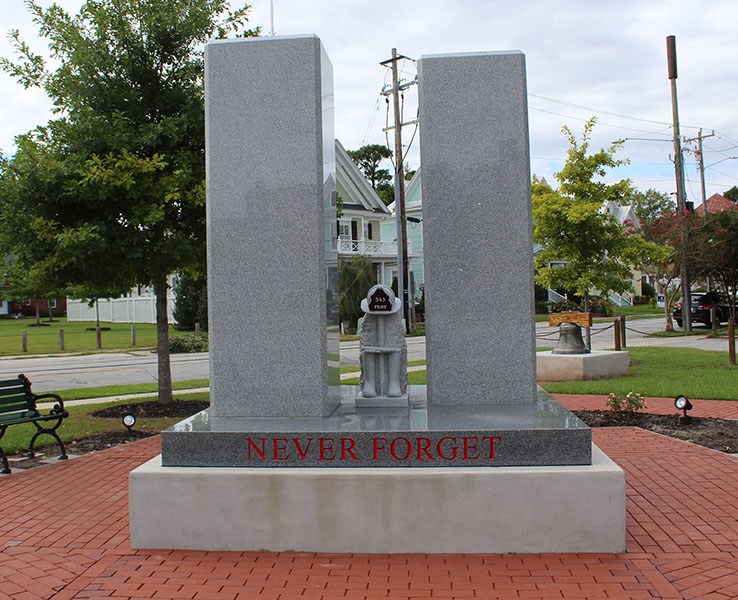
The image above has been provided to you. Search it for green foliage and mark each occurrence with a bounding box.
[606,391,646,413]
[346,144,393,189]
[169,332,208,353]
[724,185,738,204]
[532,119,667,305]
[172,274,208,331]
[1,0,258,402]
[626,188,676,228]
[338,255,375,327]
[691,209,738,321]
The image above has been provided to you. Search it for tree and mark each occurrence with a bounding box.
[338,255,375,329]
[172,273,208,331]
[2,0,258,403]
[692,209,738,323]
[532,119,664,316]
[626,188,676,229]
[641,210,704,331]
[347,144,392,188]
[724,185,738,204]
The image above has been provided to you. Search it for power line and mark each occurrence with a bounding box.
[528,106,673,136]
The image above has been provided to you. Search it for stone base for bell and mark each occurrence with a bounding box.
[129,444,625,553]
[537,350,629,381]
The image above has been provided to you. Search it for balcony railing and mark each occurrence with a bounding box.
[337,237,412,256]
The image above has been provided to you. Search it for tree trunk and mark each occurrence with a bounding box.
[35,298,41,326]
[154,274,173,404]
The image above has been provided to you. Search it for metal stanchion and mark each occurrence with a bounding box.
[59,329,65,351]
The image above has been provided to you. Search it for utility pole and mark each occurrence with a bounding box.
[380,49,416,332]
[684,128,715,208]
[667,34,692,332]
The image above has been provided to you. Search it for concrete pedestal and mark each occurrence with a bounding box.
[130,444,625,553]
[537,350,630,381]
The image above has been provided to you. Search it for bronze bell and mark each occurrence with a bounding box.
[552,322,590,354]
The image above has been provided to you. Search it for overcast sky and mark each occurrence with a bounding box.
[2,0,738,205]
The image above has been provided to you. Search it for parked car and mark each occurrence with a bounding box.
[673,292,732,327]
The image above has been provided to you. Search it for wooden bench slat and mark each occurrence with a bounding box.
[0,387,29,399]
[0,400,33,415]
[0,378,26,388]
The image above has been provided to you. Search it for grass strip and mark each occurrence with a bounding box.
[47,378,210,401]
[2,392,210,456]
[347,347,738,401]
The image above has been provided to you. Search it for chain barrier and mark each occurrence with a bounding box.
[537,322,615,338]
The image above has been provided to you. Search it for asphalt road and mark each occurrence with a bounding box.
[2,317,731,393]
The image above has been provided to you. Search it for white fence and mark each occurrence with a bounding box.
[67,296,175,324]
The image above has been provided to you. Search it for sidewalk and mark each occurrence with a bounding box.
[1,402,737,599]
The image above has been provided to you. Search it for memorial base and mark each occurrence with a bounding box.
[129,444,625,553]
[537,350,630,381]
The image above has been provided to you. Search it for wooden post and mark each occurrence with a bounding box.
[131,324,136,346]
[729,319,736,366]
[96,326,102,349]
[712,307,718,336]
[22,330,27,353]
[613,319,621,351]
[195,322,200,336]
[620,315,627,348]
[59,329,65,351]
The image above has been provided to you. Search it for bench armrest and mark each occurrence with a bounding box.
[32,392,67,413]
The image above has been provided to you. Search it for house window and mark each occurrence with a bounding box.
[338,221,350,239]
[50,299,57,309]
[24,299,31,305]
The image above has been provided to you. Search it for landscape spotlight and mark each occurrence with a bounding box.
[674,395,693,425]
[122,414,136,432]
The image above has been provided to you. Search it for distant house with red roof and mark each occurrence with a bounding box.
[695,193,738,215]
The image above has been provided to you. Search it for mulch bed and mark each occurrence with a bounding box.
[574,410,738,453]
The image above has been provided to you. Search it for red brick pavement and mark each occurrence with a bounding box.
[1,400,737,600]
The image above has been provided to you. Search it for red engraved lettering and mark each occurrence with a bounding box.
[437,437,458,460]
[463,437,480,460]
[292,438,313,460]
[416,437,435,460]
[246,438,266,460]
[273,438,289,461]
[373,438,388,460]
[319,438,336,461]
[340,438,358,461]
[390,437,412,461]
[483,436,502,459]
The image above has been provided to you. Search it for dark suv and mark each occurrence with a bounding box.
[673,292,732,327]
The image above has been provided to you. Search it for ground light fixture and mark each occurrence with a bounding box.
[122,414,136,432]
[674,395,693,425]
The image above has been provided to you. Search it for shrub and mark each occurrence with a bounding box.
[535,300,549,314]
[606,391,646,413]
[172,274,208,331]
[169,333,209,354]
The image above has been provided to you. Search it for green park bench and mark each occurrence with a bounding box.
[0,374,69,474]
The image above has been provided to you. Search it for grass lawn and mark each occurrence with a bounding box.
[3,391,209,456]
[343,347,738,401]
[0,317,192,355]
[542,347,737,400]
[46,378,210,401]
